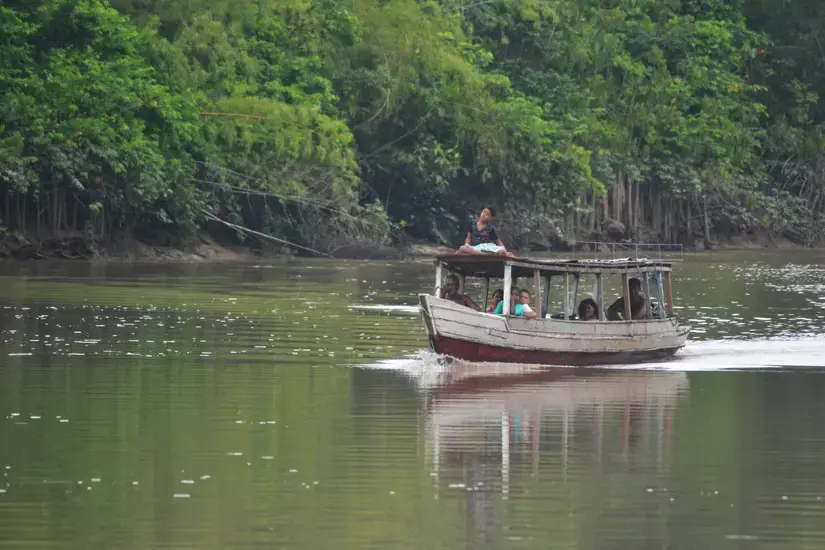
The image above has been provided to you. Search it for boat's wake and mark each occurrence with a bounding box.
[358,335,825,384]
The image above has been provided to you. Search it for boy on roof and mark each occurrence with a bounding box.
[456,207,515,258]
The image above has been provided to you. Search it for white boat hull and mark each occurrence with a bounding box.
[419,294,689,366]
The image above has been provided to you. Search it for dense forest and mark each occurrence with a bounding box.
[1,0,824,255]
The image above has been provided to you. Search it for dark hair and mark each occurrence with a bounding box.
[519,288,530,297]
[578,298,599,319]
[445,274,459,284]
[485,206,496,217]
[629,278,642,291]
[492,288,504,300]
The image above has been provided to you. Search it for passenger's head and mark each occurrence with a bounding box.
[507,288,519,311]
[578,298,599,320]
[518,288,531,305]
[479,207,496,223]
[629,278,642,297]
[443,274,460,297]
[491,288,504,305]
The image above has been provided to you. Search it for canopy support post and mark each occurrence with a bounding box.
[664,271,674,316]
[596,274,605,321]
[483,277,490,311]
[542,276,551,319]
[534,269,541,317]
[563,274,571,320]
[656,270,666,319]
[502,263,512,315]
[434,262,442,297]
[643,271,651,306]
[622,273,632,320]
[571,273,580,319]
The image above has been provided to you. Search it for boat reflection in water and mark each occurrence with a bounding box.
[418,362,689,548]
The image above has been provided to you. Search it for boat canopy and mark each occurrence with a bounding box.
[435,254,673,280]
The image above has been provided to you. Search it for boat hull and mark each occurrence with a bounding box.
[431,336,681,366]
[420,294,689,367]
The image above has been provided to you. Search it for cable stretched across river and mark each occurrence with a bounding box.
[199,209,333,258]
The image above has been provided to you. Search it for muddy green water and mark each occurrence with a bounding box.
[2,251,825,549]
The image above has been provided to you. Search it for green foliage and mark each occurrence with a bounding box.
[2,0,825,249]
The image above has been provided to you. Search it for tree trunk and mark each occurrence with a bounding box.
[72,195,79,232]
[613,174,623,225]
[60,191,68,232]
[602,192,608,228]
[652,190,662,242]
[591,192,597,232]
[625,176,633,237]
[52,188,59,239]
[36,197,41,242]
[703,195,712,249]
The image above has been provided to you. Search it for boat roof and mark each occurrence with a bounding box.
[435,254,673,278]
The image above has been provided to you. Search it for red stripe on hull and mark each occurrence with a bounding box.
[431,336,680,366]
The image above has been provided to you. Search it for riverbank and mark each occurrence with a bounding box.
[0,227,810,262]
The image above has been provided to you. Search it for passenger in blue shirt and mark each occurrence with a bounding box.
[493,288,538,318]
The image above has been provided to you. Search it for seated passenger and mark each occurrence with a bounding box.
[493,288,538,318]
[577,298,599,321]
[606,278,650,321]
[456,207,516,258]
[440,274,481,311]
[493,289,521,316]
[516,288,538,319]
[487,288,504,313]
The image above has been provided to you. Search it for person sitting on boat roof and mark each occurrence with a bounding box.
[492,288,537,318]
[440,274,481,311]
[577,298,599,321]
[456,207,516,258]
[487,288,504,313]
[606,278,650,321]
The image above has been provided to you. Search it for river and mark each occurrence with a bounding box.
[1,250,825,549]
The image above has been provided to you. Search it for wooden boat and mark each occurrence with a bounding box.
[418,255,689,366]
